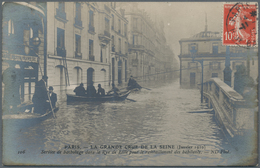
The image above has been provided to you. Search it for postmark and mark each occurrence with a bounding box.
[223,3,258,46]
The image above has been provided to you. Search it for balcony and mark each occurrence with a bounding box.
[132,59,138,67]
[74,18,83,29]
[112,45,115,52]
[88,24,95,34]
[128,44,145,51]
[104,30,110,38]
[55,8,67,22]
[75,52,82,59]
[89,55,95,61]
[57,47,66,57]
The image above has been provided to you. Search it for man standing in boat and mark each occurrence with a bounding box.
[74,83,86,96]
[47,86,57,110]
[86,81,96,97]
[127,76,141,90]
[97,84,105,96]
[32,76,48,115]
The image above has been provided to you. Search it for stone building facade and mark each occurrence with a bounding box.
[179,26,258,89]
[46,2,128,91]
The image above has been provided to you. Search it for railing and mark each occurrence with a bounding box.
[56,8,66,21]
[203,78,255,130]
[128,44,145,50]
[89,55,95,61]
[89,24,95,33]
[112,46,115,52]
[74,18,82,28]
[75,52,82,59]
[57,47,66,57]
[104,30,110,38]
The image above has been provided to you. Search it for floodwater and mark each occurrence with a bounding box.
[3,80,254,166]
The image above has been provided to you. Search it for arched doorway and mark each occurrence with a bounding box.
[55,65,65,87]
[74,66,82,85]
[87,68,94,86]
[118,60,122,84]
[101,68,106,87]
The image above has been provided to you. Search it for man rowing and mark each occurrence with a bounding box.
[127,76,142,90]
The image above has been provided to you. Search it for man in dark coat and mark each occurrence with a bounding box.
[97,84,105,96]
[86,81,96,97]
[32,76,48,115]
[74,83,86,96]
[47,86,57,110]
[127,76,141,90]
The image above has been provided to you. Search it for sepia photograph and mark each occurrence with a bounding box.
[1,1,259,166]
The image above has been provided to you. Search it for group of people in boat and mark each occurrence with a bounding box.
[32,76,57,115]
[73,76,141,97]
[73,82,118,97]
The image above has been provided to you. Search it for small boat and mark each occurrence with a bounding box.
[2,102,59,128]
[67,90,131,102]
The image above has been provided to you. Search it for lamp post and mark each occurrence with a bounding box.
[190,46,204,103]
[223,46,232,86]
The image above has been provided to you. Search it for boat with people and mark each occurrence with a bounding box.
[2,102,59,128]
[67,90,131,102]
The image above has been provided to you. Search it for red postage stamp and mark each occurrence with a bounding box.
[223,3,257,46]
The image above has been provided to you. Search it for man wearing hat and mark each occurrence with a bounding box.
[47,86,57,110]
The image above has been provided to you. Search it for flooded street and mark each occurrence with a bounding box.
[5,80,247,166]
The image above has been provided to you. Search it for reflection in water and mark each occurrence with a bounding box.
[8,81,248,166]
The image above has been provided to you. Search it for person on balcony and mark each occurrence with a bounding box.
[97,84,105,96]
[86,81,96,97]
[74,83,86,96]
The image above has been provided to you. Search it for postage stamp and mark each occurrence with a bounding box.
[223,3,258,46]
[1,1,259,167]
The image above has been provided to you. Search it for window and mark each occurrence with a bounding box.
[125,42,127,54]
[57,28,65,57]
[75,3,81,21]
[118,19,121,33]
[210,62,221,70]
[89,39,94,61]
[75,34,81,53]
[119,38,121,53]
[124,23,127,36]
[56,2,66,21]
[105,18,109,32]
[59,2,65,12]
[133,18,137,30]
[111,14,114,30]
[212,43,218,54]
[89,10,94,32]
[212,73,218,78]
[111,35,115,52]
[8,19,14,35]
[133,35,138,45]
[100,48,103,62]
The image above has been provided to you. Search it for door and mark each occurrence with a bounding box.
[190,72,196,88]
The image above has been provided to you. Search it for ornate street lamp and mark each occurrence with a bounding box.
[190,46,204,103]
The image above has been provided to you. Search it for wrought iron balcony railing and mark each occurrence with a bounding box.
[75,52,82,59]
[57,46,66,57]
[89,55,95,61]
[89,24,95,33]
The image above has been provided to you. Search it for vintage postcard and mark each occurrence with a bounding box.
[1,1,259,166]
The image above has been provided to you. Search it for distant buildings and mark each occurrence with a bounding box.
[178,24,258,89]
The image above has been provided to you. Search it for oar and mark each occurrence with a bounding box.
[141,87,151,91]
[126,98,136,102]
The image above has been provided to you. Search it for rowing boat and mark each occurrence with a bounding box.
[2,102,59,128]
[67,90,131,102]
